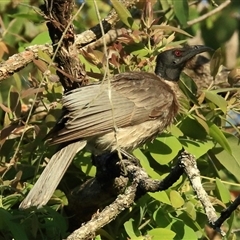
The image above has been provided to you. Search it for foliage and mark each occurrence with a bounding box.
[0,0,240,239]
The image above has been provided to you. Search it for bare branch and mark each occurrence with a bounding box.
[75,0,138,48]
[0,44,52,82]
[67,183,137,240]
[179,151,226,236]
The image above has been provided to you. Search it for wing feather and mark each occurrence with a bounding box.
[50,72,177,145]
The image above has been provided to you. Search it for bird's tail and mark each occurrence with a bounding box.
[19,141,87,209]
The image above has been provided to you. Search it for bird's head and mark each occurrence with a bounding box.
[155,45,212,81]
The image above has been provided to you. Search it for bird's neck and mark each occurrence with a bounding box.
[164,80,181,98]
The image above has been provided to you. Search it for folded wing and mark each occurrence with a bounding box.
[50,72,178,145]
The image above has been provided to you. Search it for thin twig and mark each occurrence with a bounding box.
[212,195,240,231]
[187,0,231,26]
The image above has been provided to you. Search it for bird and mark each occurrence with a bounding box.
[19,45,211,209]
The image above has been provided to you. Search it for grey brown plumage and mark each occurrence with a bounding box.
[50,72,178,152]
[19,45,211,209]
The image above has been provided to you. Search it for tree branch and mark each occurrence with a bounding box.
[67,183,137,240]
[187,0,231,26]
[212,195,240,231]
[0,0,139,83]
[179,151,226,236]
[65,151,197,239]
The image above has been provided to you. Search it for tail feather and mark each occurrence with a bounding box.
[19,141,87,209]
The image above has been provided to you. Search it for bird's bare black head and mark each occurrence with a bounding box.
[155,45,212,81]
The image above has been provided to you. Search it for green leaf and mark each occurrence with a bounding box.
[148,134,182,165]
[180,138,214,158]
[152,25,193,38]
[124,218,141,239]
[211,87,239,94]
[2,194,21,210]
[182,223,198,239]
[210,47,224,79]
[158,0,173,19]
[148,191,171,205]
[173,0,189,27]
[208,122,232,154]
[212,133,240,182]
[204,91,227,114]
[153,209,172,228]
[31,31,51,45]
[0,208,28,240]
[168,124,184,138]
[8,12,40,22]
[124,43,149,57]
[179,116,207,140]
[50,189,68,207]
[133,149,161,179]
[74,151,96,177]
[184,202,196,220]
[110,0,138,30]
[192,115,209,134]
[148,228,176,240]
[215,178,230,204]
[171,220,198,240]
[169,190,184,208]
[19,32,51,52]
[179,72,199,105]
[79,55,102,73]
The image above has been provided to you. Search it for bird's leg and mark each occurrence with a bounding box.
[91,152,122,180]
[91,150,141,180]
[119,149,141,167]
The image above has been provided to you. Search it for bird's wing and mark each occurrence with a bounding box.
[50,72,178,145]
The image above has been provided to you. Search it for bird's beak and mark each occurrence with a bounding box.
[182,45,213,62]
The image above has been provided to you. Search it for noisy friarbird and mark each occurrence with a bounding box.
[20,45,211,209]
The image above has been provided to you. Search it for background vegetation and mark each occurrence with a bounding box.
[0,0,240,239]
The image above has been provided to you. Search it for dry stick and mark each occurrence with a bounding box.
[74,0,138,48]
[179,151,226,237]
[66,183,137,240]
[81,28,131,54]
[0,44,52,82]
[187,0,231,26]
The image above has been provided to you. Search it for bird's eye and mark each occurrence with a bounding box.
[174,50,182,57]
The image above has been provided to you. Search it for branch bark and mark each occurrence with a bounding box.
[179,151,226,236]
[41,0,87,91]
[0,0,139,83]
[67,183,137,240]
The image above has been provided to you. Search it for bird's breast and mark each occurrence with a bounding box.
[89,116,174,154]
